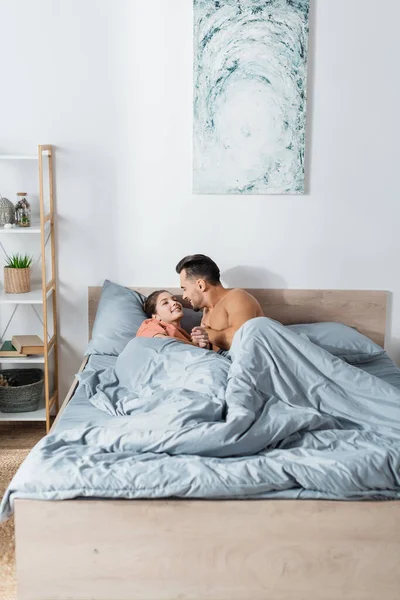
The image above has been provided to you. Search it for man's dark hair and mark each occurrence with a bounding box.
[175,254,220,285]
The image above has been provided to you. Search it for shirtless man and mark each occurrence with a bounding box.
[176,254,264,351]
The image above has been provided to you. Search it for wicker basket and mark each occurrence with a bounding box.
[0,369,44,413]
[4,267,31,293]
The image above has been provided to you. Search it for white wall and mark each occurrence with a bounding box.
[0,0,399,398]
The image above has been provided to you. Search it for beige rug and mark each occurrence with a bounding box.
[0,423,45,600]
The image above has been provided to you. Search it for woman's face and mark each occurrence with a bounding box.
[153,292,184,324]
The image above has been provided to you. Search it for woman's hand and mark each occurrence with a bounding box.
[191,326,210,348]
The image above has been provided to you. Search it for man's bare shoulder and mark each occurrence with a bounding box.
[224,289,264,313]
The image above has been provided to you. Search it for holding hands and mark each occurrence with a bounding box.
[191,326,210,349]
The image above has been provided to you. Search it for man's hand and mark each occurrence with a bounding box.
[191,326,210,348]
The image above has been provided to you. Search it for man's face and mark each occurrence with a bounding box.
[180,269,204,311]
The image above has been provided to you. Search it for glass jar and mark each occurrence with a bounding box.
[15,193,31,227]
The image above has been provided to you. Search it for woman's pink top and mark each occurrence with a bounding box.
[136,319,192,345]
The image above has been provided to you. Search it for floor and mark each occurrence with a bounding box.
[0,422,45,600]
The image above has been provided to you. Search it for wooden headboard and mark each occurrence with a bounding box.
[88,288,388,348]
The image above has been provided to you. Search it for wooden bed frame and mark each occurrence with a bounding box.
[14,288,400,600]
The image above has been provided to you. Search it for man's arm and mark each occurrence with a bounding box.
[205,291,262,350]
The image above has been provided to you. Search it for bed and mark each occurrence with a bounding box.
[13,287,400,600]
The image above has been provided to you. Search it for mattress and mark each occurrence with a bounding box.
[54,351,400,435]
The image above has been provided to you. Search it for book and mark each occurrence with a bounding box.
[0,340,27,357]
[12,335,44,355]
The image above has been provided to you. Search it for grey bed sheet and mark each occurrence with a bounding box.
[55,348,400,435]
[358,353,400,390]
[2,318,400,523]
[54,355,117,433]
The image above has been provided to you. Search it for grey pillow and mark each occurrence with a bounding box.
[87,280,146,356]
[87,280,203,356]
[286,322,385,364]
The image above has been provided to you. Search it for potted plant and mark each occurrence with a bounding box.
[4,253,33,294]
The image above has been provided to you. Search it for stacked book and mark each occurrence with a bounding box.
[0,335,44,357]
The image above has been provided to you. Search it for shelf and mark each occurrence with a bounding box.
[0,344,53,364]
[0,286,53,304]
[0,144,57,433]
[0,398,46,422]
[0,355,45,364]
[0,223,42,234]
[0,155,37,160]
[0,151,50,160]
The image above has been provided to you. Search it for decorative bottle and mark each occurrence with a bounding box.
[15,193,31,227]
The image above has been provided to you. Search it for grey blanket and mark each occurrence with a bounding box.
[1,317,400,522]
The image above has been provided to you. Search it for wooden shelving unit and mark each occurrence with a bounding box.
[0,144,59,432]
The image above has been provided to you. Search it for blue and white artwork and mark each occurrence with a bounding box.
[193,0,309,194]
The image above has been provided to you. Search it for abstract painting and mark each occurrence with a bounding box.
[193,0,309,194]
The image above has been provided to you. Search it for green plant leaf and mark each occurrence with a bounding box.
[4,253,33,269]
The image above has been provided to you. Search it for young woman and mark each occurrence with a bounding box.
[136,290,194,345]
